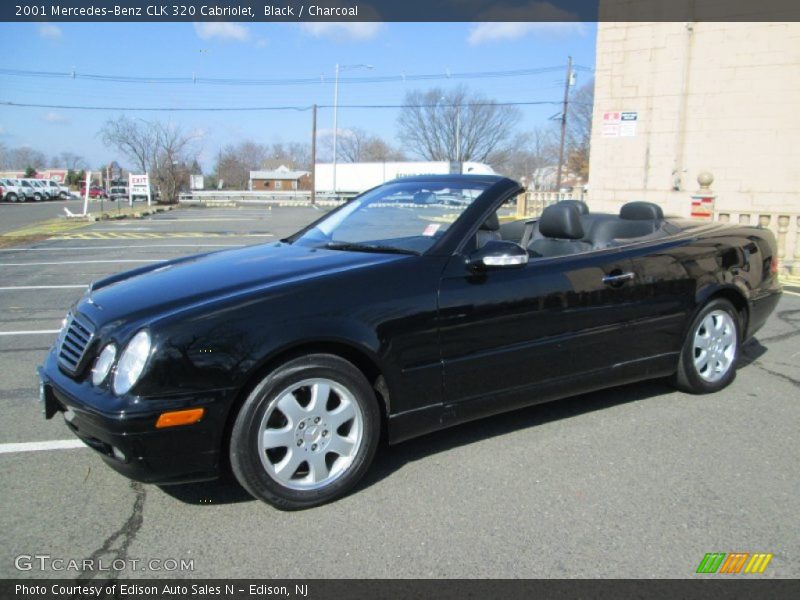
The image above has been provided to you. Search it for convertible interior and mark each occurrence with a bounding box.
[494,200,672,258]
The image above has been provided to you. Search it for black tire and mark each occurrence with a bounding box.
[674,298,741,394]
[33,193,42,202]
[229,354,381,510]
[6,193,18,203]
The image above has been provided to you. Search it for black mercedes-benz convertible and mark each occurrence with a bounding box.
[39,175,781,509]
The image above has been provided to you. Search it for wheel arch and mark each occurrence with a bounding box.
[694,284,750,339]
[219,338,390,469]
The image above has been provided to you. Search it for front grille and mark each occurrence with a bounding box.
[57,314,95,375]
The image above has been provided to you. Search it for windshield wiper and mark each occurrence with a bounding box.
[323,242,419,256]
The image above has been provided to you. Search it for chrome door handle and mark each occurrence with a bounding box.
[602,272,635,284]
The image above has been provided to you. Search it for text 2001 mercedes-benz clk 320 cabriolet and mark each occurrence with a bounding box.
[39,175,781,509]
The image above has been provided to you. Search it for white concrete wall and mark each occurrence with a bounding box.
[588,20,800,217]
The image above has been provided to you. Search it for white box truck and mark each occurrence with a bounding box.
[314,161,495,195]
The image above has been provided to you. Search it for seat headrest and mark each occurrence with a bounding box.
[620,201,663,221]
[480,212,500,231]
[539,203,585,240]
[558,199,589,215]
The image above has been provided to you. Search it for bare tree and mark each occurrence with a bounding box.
[263,142,311,170]
[565,78,594,181]
[336,128,406,163]
[99,117,200,202]
[397,86,521,163]
[100,116,158,174]
[58,151,89,171]
[152,122,201,203]
[488,128,558,185]
[214,141,270,189]
[1,146,47,170]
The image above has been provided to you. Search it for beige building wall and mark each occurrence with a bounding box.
[588,21,800,217]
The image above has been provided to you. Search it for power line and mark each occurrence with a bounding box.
[0,65,594,87]
[0,100,586,112]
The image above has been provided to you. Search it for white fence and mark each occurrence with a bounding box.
[516,190,588,218]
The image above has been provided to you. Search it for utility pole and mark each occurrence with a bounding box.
[555,55,573,193]
[310,103,317,205]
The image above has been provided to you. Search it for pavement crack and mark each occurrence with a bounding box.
[752,360,800,389]
[759,309,800,343]
[76,481,146,581]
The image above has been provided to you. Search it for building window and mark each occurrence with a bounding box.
[274,180,283,190]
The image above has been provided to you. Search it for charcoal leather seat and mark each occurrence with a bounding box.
[476,212,502,247]
[528,203,592,257]
[588,201,664,249]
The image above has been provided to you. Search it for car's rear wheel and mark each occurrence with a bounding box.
[6,193,18,202]
[33,193,43,202]
[229,354,380,510]
[674,298,741,393]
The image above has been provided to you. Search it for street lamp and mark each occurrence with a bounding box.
[332,63,373,196]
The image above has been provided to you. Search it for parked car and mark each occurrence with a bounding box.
[108,185,128,201]
[40,179,71,199]
[80,185,108,199]
[0,183,4,201]
[18,179,43,201]
[0,178,29,202]
[25,179,53,200]
[38,175,782,509]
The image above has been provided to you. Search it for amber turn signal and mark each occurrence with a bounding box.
[155,408,205,429]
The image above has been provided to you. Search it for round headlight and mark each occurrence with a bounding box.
[91,344,117,386]
[113,330,151,396]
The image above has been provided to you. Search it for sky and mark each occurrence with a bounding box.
[0,21,596,171]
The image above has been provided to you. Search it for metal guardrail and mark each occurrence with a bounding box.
[715,210,799,277]
[178,191,351,206]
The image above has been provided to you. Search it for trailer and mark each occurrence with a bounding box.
[314,161,495,194]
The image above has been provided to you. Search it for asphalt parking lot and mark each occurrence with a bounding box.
[0,204,798,579]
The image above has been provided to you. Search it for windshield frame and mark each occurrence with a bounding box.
[285,175,514,257]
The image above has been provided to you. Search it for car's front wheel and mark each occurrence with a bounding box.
[674,298,741,393]
[33,193,43,202]
[230,354,381,510]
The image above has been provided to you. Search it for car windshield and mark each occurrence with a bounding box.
[293,180,491,254]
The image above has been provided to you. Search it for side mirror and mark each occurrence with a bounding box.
[469,240,529,270]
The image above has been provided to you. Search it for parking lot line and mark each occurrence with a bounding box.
[0,244,245,252]
[0,259,164,266]
[0,440,86,454]
[0,329,60,336]
[52,232,273,240]
[0,285,87,290]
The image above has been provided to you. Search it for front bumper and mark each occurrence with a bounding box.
[38,351,235,485]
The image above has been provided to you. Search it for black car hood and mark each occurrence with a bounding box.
[80,243,406,327]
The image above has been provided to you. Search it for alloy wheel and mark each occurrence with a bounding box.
[692,309,737,383]
[257,378,364,491]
